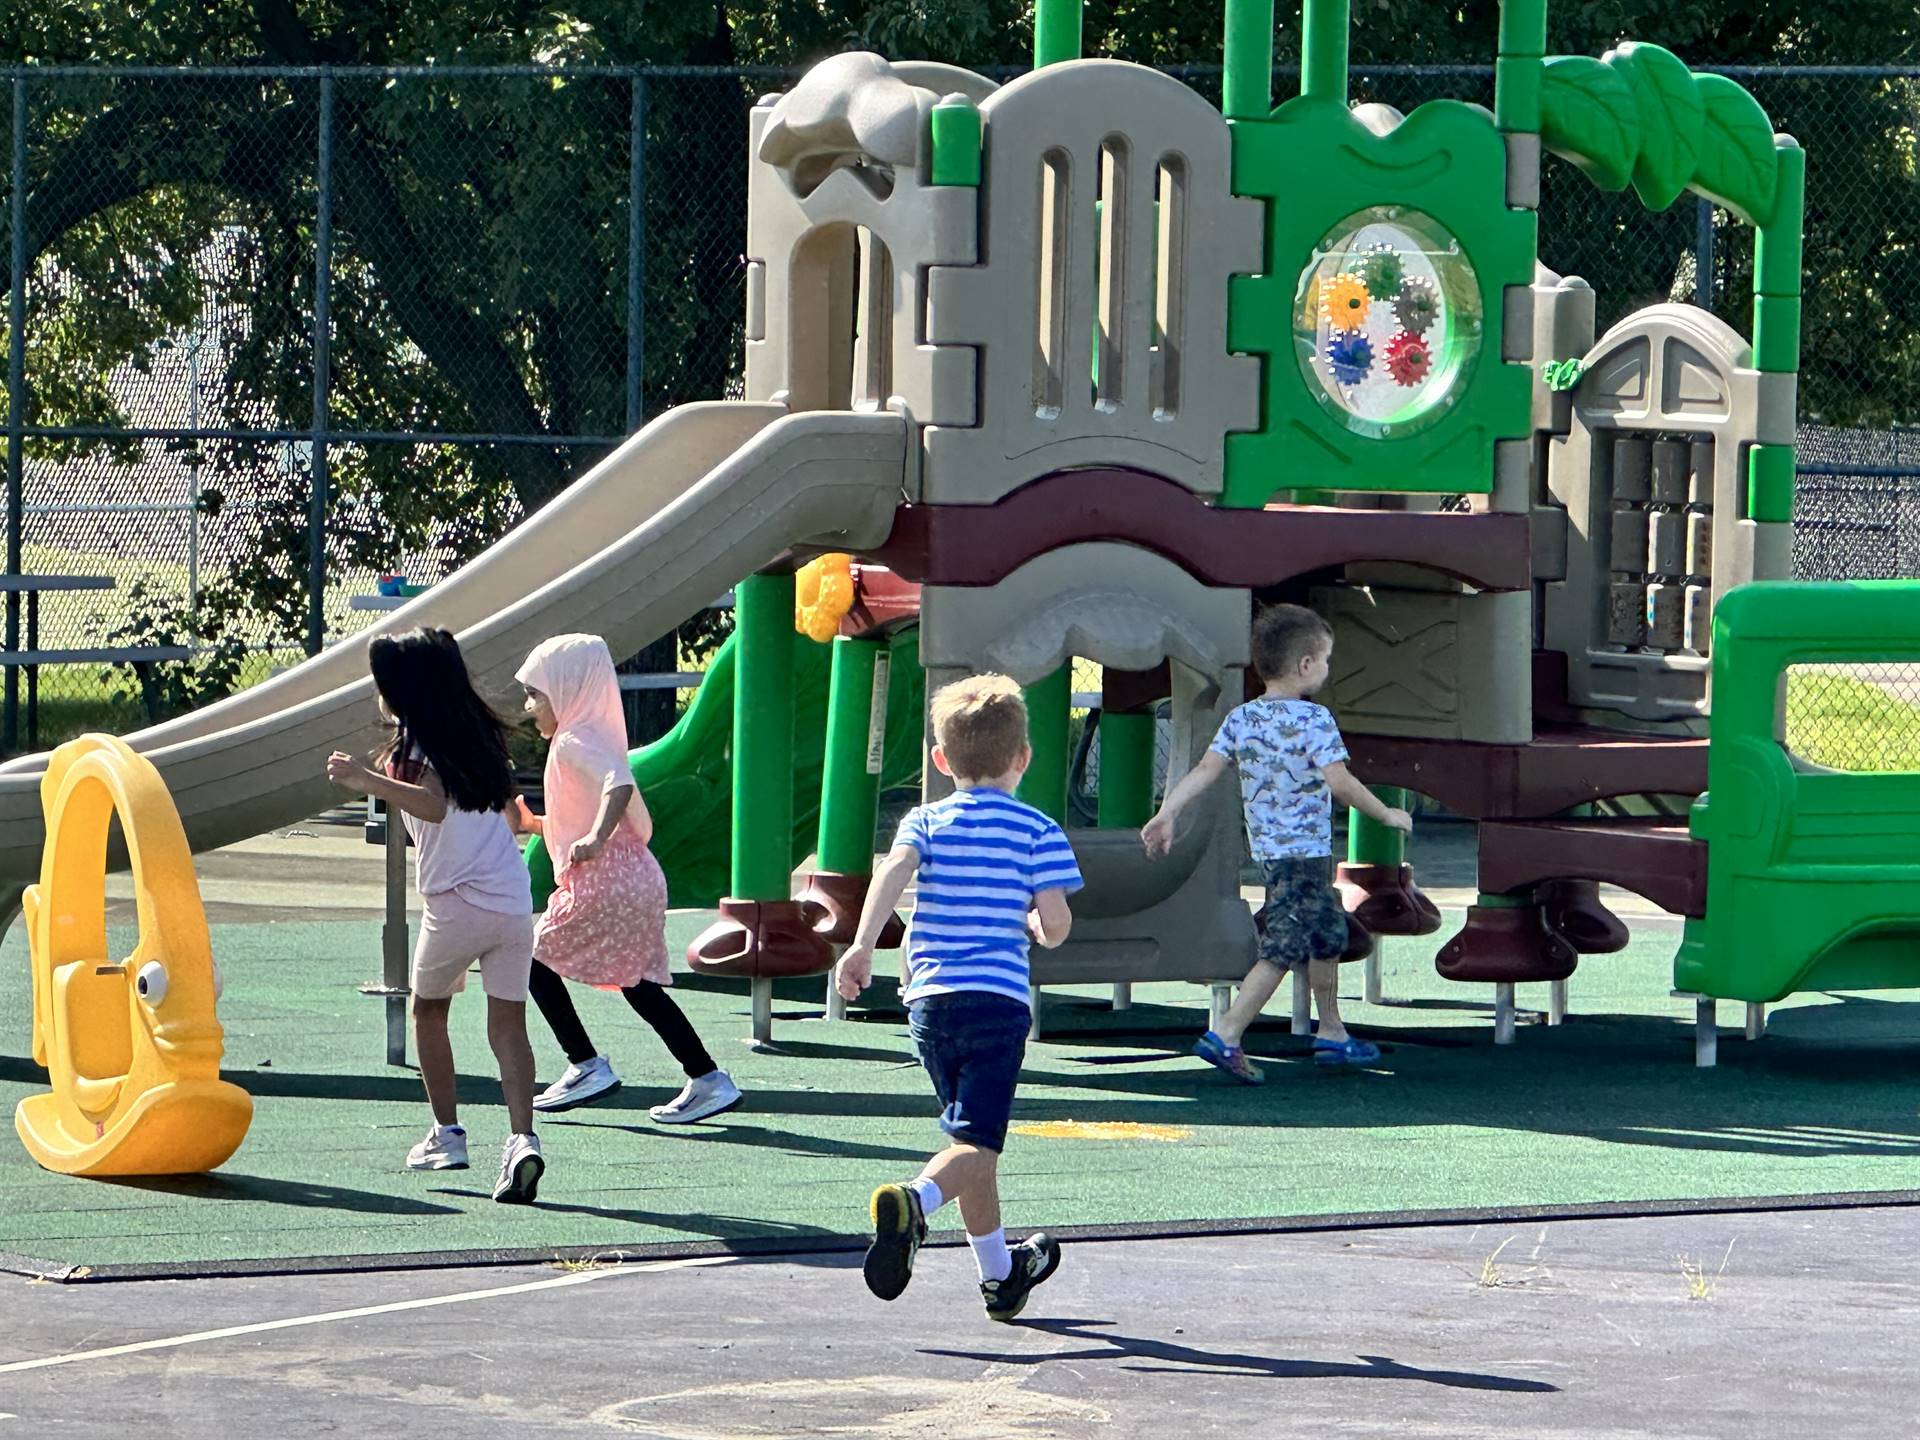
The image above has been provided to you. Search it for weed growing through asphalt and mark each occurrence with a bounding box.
[1678,1240,1735,1300]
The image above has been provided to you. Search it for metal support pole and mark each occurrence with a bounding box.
[1493,982,1516,1045]
[1209,983,1231,1033]
[1744,1002,1766,1041]
[1693,195,1715,311]
[1291,964,1310,1035]
[824,971,847,1022]
[1363,938,1384,1004]
[751,977,773,1045]
[5,78,27,753]
[1029,984,1043,1039]
[1696,996,1718,1068]
[625,74,647,432]
[382,803,409,1066]
[1548,978,1568,1026]
[306,74,335,657]
[1110,982,1132,1011]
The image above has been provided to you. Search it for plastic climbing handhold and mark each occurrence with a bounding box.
[794,553,856,644]
[1385,331,1433,387]
[16,734,252,1176]
[1393,277,1439,335]
[1325,331,1375,386]
[1322,272,1372,330]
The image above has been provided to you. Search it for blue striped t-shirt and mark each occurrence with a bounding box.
[895,787,1084,1008]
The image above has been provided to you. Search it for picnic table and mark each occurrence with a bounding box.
[0,575,191,750]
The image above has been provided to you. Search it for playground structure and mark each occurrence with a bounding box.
[1,0,1914,1069]
[15,735,251,1175]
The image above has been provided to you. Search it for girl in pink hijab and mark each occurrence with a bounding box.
[512,634,742,1124]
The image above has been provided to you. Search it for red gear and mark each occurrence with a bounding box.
[1384,331,1432,387]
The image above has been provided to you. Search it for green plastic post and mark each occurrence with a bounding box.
[1497,0,1547,57]
[1017,667,1071,822]
[1096,711,1156,828]
[1754,143,1805,298]
[929,96,982,187]
[1494,57,1543,134]
[1300,0,1350,103]
[1347,787,1408,867]
[1752,295,1801,373]
[1034,0,1082,69]
[816,637,887,876]
[1222,0,1276,119]
[730,572,796,900]
[1748,443,1796,523]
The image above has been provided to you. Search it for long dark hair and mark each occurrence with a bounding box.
[367,628,516,814]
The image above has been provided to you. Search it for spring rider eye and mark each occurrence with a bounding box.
[15,734,252,1176]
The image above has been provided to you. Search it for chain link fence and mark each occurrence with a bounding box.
[3,63,1919,757]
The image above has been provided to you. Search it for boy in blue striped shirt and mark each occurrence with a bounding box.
[837,674,1083,1321]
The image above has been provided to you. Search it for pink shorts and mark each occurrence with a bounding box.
[414,889,535,1001]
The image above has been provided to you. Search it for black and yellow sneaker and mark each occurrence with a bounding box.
[980,1233,1061,1322]
[863,1183,927,1301]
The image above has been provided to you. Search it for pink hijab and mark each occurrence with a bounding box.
[516,634,635,874]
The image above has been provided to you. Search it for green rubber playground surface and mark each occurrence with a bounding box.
[3,908,1920,1277]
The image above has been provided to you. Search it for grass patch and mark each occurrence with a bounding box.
[1785,671,1920,772]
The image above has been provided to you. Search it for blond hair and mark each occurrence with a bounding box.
[1252,603,1333,681]
[931,674,1029,780]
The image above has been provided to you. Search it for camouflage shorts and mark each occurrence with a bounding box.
[1254,856,1350,968]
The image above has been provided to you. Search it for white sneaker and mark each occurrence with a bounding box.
[493,1133,545,1205]
[406,1123,468,1170]
[532,1056,622,1112]
[649,1070,743,1125]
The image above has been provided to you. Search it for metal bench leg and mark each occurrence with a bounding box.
[1548,979,1568,1026]
[751,977,773,1045]
[1363,939,1384,1005]
[1111,982,1132,1012]
[1493,983,1516,1045]
[1744,1002,1766,1041]
[1209,983,1232,1033]
[1291,964,1311,1035]
[1696,996,1718,1068]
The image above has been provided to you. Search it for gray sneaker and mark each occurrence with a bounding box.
[533,1056,622,1112]
[492,1132,544,1205]
[406,1123,468,1171]
[648,1070,743,1124]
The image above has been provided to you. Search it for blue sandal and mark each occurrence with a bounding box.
[1313,1036,1381,1068]
[1194,1031,1266,1085]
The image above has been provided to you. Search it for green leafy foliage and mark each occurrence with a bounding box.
[94,577,247,722]
[1540,55,1638,190]
[1610,42,1705,211]
[1691,73,1779,223]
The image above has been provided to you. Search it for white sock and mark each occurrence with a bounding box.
[907,1177,945,1217]
[968,1228,1012,1283]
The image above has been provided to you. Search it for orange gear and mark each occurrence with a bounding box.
[794,553,856,643]
[1321,272,1372,329]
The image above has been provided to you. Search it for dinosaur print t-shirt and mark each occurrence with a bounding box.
[1208,697,1349,861]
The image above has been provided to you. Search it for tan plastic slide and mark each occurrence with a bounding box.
[0,403,908,905]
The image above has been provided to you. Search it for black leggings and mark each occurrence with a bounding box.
[526,959,718,1080]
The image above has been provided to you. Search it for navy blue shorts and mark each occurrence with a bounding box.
[907,991,1030,1154]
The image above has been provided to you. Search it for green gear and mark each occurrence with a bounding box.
[1357,245,1406,299]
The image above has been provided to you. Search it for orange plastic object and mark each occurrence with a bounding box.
[15,735,252,1175]
[794,552,856,643]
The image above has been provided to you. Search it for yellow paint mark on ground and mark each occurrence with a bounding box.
[1009,1120,1192,1143]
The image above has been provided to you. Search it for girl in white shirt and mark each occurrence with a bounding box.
[327,627,544,1203]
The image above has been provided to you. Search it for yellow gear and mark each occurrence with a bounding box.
[794,553,856,644]
[1322,272,1372,329]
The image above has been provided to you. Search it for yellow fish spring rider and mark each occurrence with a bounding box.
[16,734,251,1175]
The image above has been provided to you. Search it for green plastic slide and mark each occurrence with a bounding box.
[526,626,925,910]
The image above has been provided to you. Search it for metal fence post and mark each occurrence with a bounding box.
[5,76,26,751]
[307,72,334,657]
[626,70,647,433]
[1694,194,1715,311]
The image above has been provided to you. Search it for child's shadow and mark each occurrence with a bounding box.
[927,1318,1558,1393]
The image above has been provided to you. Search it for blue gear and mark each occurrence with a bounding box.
[1325,331,1374,387]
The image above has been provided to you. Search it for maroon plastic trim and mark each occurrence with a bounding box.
[1477,819,1708,919]
[869,468,1531,592]
[1344,726,1708,819]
